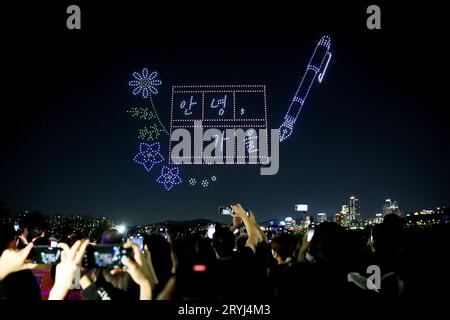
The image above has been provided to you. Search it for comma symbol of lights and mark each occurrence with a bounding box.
[279,35,332,142]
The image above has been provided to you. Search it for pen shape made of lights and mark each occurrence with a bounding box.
[279,36,332,142]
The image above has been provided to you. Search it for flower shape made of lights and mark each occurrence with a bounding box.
[157,166,182,191]
[201,180,209,188]
[129,68,162,99]
[133,142,164,172]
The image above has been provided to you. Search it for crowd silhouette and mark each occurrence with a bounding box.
[1,203,449,309]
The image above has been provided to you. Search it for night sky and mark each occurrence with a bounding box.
[1,2,449,225]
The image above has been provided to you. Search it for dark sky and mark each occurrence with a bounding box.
[1,2,449,225]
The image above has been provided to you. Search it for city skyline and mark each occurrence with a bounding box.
[2,202,447,233]
[1,195,445,226]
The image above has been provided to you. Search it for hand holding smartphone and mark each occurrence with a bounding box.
[219,206,250,216]
[219,206,234,215]
[128,236,144,251]
[28,245,62,265]
[82,244,132,269]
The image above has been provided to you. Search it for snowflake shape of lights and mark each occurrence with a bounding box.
[129,68,162,99]
[189,178,196,186]
[156,166,182,191]
[211,176,217,182]
[133,142,164,172]
[201,180,209,188]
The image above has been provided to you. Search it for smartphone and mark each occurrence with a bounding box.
[218,206,249,216]
[207,224,216,239]
[29,245,62,265]
[82,244,132,269]
[307,227,315,242]
[218,206,233,215]
[128,236,144,251]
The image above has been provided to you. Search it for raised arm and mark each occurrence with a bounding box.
[111,242,155,300]
[49,240,90,300]
[248,210,268,243]
[0,243,36,282]
[231,204,265,253]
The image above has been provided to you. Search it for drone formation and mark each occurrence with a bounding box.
[126,36,332,191]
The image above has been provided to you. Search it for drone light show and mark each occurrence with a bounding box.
[168,85,269,166]
[123,36,332,190]
[128,68,162,98]
[5,5,449,310]
[279,36,332,142]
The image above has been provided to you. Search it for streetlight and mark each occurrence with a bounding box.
[117,224,126,234]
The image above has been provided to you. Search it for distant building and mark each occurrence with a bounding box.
[382,199,401,217]
[404,207,449,226]
[349,195,361,222]
[341,205,349,214]
[335,213,346,226]
[340,205,350,224]
[285,217,294,228]
[373,213,383,224]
